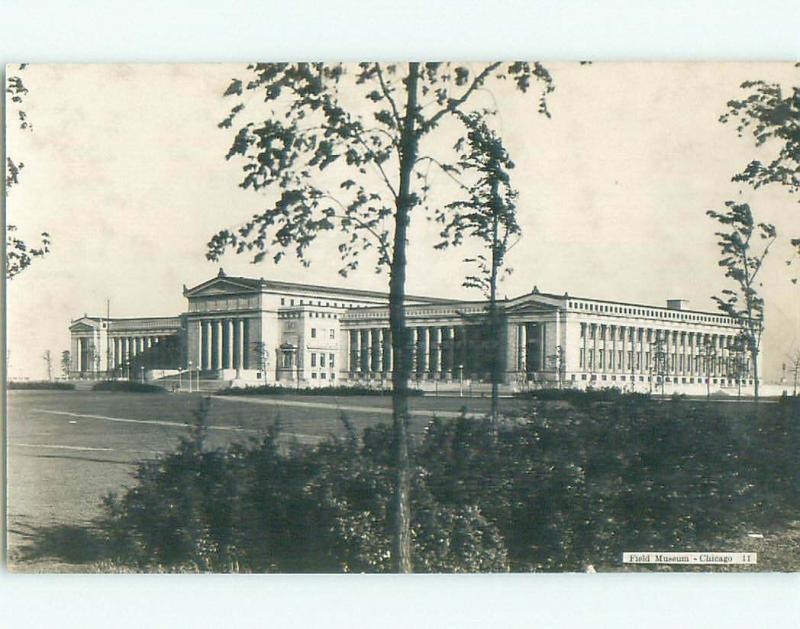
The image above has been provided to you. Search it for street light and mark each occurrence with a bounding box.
[458,364,464,397]
[188,360,194,393]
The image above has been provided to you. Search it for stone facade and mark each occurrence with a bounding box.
[68,271,761,394]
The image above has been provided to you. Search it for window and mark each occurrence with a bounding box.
[320,354,326,367]
[321,372,327,379]
[311,328,317,338]
[281,298,285,305]
[311,352,317,367]
[330,353,335,368]
[290,299,294,306]
[312,372,317,379]
[330,329,335,339]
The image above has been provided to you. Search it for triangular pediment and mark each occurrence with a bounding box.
[185,277,261,298]
[504,292,566,314]
[70,318,99,332]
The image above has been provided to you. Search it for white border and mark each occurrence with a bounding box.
[2,1,800,627]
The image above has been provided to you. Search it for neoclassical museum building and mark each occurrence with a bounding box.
[69,269,759,394]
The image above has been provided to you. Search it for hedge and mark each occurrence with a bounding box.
[99,396,800,572]
[7,381,76,390]
[216,384,424,397]
[92,380,167,393]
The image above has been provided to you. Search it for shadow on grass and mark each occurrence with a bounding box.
[10,522,111,566]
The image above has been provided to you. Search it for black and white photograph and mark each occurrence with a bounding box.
[5,59,799,578]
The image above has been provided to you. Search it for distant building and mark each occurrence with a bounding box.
[68,269,760,394]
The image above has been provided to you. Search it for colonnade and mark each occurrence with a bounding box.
[579,323,752,381]
[108,335,170,370]
[197,318,249,371]
[348,325,469,380]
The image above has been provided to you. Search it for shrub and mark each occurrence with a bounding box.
[513,387,651,404]
[7,381,75,390]
[217,384,424,397]
[99,396,800,572]
[92,380,167,393]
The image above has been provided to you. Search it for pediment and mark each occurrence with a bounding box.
[504,293,565,314]
[70,319,99,332]
[186,278,260,298]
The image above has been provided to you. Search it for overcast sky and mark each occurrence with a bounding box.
[6,62,799,380]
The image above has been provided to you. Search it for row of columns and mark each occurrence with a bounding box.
[198,318,249,371]
[349,326,468,379]
[109,335,169,369]
[580,324,750,378]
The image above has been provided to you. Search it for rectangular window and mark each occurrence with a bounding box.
[321,372,327,379]
[580,348,585,368]
[311,352,317,367]
[329,329,335,339]
[312,372,317,379]
[320,354,326,367]
[311,328,317,338]
[330,353,335,368]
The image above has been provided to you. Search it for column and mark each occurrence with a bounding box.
[226,319,235,369]
[434,327,443,378]
[354,329,362,374]
[520,323,528,374]
[215,320,223,370]
[365,328,373,375]
[146,337,153,350]
[237,319,245,371]
[204,321,212,370]
[411,328,418,376]
[447,326,456,379]
[420,327,430,376]
[385,329,393,372]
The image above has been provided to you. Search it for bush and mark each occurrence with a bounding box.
[92,380,167,393]
[216,384,424,397]
[513,387,651,404]
[99,396,800,572]
[7,380,76,390]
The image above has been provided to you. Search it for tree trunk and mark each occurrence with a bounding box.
[388,62,420,574]
[751,345,759,401]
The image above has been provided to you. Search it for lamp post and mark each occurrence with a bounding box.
[188,360,193,393]
[458,364,464,397]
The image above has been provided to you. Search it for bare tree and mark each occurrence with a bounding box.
[208,62,554,572]
[42,350,53,382]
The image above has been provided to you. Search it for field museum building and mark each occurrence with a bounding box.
[68,269,760,395]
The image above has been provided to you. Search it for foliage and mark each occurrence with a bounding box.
[436,112,520,297]
[706,201,777,398]
[720,69,800,268]
[434,114,521,423]
[6,64,50,279]
[61,350,72,378]
[216,384,424,396]
[209,61,555,572]
[92,380,167,394]
[513,387,651,403]
[7,380,75,390]
[100,397,800,572]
